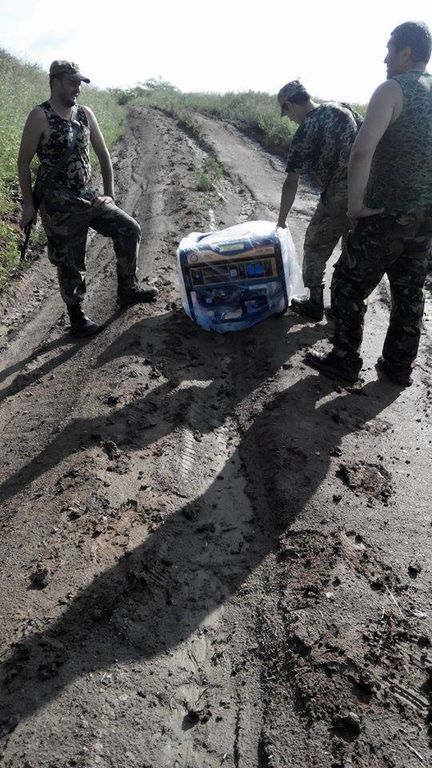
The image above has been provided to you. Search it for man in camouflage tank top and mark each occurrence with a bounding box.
[18,60,157,337]
[307,21,432,387]
[277,80,363,320]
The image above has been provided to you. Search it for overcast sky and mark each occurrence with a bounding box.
[1,0,431,103]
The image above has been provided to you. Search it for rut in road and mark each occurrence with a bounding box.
[0,107,432,768]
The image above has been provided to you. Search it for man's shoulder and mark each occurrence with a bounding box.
[370,79,403,101]
[320,101,355,116]
[26,104,50,127]
[32,102,49,115]
[367,80,403,114]
[79,105,94,117]
[307,102,348,123]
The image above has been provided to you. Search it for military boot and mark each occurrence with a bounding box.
[290,286,324,321]
[117,277,158,307]
[376,356,412,387]
[305,350,362,384]
[67,304,102,337]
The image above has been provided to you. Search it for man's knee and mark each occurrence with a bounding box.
[117,213,141,246]
[129,217,141,240]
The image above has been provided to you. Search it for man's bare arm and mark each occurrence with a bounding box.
[17,108,46,227]
[84,107,115,201]
[348,80,402,218]
[277,172,299,227]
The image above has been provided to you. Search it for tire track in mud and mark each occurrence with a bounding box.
[1,107,432,768]
[0,108,268,768]
[175,119,432,764]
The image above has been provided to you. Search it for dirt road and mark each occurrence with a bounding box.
[0,107,431,768]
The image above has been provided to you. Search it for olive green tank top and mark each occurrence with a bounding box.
[367,71,432,212]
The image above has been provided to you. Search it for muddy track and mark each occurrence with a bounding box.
[0,107,431,768]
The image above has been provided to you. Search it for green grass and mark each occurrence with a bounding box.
[117,79,367,159]
[0,48,124,286]
[122,82,298,156]
[196,158,224,192]
[1,57,367,288]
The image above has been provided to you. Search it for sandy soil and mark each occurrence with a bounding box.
[0,106,431,768]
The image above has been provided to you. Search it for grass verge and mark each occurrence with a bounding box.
[0,48,124,287]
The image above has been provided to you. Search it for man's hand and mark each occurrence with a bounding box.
[91,195,115,208]
[19,202,36,229]
[347,204,385,220]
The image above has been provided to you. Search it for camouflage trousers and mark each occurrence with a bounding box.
[303,182,350,287]
[40,188,141,306]
[331,207,432,373]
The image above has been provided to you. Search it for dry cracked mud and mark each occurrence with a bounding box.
[0,106,431,768]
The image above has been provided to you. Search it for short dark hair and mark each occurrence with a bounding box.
[391,21,431,63]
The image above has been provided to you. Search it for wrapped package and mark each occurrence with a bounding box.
[177,220,304,332]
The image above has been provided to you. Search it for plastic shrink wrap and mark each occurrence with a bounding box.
[177,220,305,332]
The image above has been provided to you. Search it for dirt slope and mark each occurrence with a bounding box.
[0,106,431,768]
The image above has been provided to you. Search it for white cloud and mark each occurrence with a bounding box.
[0,0,431,102]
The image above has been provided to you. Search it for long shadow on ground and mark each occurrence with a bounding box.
[0,309,125,406]
[0,310,326,505]
[0,353,401,736]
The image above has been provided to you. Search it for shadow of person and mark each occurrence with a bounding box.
[96,308,314,386]
[0,310,329,507]
[0,308,124,405]
[0,376,402,736]
[0,336,78,404]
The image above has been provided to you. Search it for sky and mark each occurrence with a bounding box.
[1,0,431,103]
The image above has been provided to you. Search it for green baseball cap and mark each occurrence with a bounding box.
[49,60,90,83]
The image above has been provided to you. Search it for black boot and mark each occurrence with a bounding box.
[376,356,412,386]
[290,286,324,321]
[117,278,158,307]
[67,304,101,337]
[305,350,361,383]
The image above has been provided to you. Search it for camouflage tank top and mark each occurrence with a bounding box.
[367,71,432,211]
[36,101,91,191]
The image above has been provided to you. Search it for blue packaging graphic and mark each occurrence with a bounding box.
[177,221,305,332]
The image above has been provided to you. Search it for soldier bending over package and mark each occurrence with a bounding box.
[277,80,362,320]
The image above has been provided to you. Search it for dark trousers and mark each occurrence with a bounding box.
[331,207,432,373]
[303,182,350,287]
[40,189,141,306]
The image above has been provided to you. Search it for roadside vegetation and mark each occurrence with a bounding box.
[116,79,298,157]
[115,78,366,159]
[114,80,364,221]
[0,48,123,286]
[1,53,366,289]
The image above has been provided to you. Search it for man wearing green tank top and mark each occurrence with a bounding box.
[306,21,432,386]
[18,61,157,337]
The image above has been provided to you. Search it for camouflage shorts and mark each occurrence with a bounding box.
[302,182,350,287]
[40,188,141,306]
[331,207,432,371]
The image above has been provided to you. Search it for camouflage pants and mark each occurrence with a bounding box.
[40,189,141,306]
[303,182,350,287]
[331,207,432,373]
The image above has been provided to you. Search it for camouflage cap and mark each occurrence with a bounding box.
[278,79,306,106]
[49,60,90,83]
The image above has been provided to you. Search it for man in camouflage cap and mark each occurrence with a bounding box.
[277,80,363,320]
[18,59,157,337]
[306,21,432,386]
